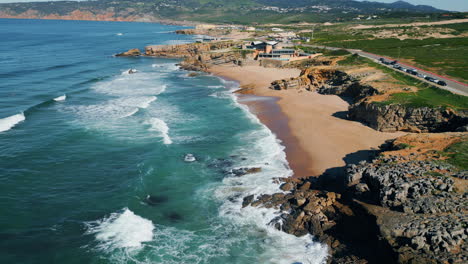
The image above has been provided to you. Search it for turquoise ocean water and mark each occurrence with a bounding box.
[0,19,327,264]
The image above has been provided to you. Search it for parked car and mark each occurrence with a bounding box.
[390,60,398,65]
[437,80,447,86]
[408,69,418,76]
[425,76,436,82]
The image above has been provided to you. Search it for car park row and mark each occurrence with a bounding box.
[378,58,447,86]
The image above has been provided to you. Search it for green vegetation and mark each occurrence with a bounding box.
[379,87,468,110]
[396,143,415,150]
[0,0,452,24]
[311,36,468,82]
[334,54,468,109]
[425,171,444,177]
[443,140,468,170]
[296,46,350,57]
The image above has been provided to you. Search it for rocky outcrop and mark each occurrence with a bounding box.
[175,29,196,35]
[179,51,243,72]
[143,41,243,72]
[348,102,468,132]
[345,155,467,264]
[270,68,378,101]
[145,41,239,58]
[115,48,141,57]
[243,177,397,264]
[242,134,467,263]
[270,66,467,133]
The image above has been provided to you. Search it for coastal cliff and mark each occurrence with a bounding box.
[145,42,246,72]
[145,42,239,58]
[270,67,467,133]
[348,103,468,133]
[243,133,467,264]
[117,41,467,263]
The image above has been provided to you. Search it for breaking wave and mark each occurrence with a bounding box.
[212,77,329,264]
[85,208,154,252]
[0,113,25,133]
[54,95,67,102]
[145,117,172,144]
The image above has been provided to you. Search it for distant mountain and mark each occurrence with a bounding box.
[387,0,442,12]
[0,0,450,24]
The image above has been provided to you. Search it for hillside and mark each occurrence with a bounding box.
[0,0,451,24]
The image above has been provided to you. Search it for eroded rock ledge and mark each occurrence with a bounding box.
[270,68,468,133]
[243,133,467,264]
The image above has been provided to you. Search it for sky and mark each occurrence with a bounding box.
[0,0,466,12]
[359,0,468,12]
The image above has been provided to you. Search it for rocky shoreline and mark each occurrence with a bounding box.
[117,42,467,263]
[243,133,467,264]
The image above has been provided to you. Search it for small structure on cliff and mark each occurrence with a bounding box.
[242,41,314,62]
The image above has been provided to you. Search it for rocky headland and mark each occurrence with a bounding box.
[118,41,467,263]
[243,133,467,264]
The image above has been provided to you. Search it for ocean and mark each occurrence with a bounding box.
[0,19,327,264]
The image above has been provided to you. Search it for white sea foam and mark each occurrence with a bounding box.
[121,108,139,118]
[209,91,230,99]
[67,104,139,120]
[85,208,154,252]
[152,63,179,71]
[207,85,224,89]
[115,96,157,109]
[211,78,329,264]
[0,113,25,132]
[93,72,167,96]
[146,117,172,144]
[67,95,156,120]
[54,95,66,102]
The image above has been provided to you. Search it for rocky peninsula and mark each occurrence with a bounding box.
[118,41,468,263]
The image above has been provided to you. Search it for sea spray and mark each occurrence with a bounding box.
[145,117,172,144]
[0,113,25,132]
[213,78,329,264]
[85,208,154,251]
[54,95,67,102]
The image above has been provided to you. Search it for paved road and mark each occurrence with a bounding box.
[301,44,468,96]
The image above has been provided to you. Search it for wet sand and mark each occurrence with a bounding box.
[209,64,404,177]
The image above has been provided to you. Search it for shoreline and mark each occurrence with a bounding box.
[209,64,404,177]
[210,67,317,177]
[237,93,314,177]
[212,73,313,177]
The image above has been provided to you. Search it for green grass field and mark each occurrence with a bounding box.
[443,140,468,170]
[333,54,468,110]
[302,23,468,82]
[379,87,468,110]
[321,38,468,81]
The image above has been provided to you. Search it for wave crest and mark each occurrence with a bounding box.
[145,117,172,144]
[0,113,25,132]
[85,208,154,252]
[54,95,67,102]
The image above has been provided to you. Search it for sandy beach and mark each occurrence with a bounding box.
[209,64,404,177]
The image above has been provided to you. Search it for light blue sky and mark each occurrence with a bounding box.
[359,0,467,12]
[0,0,466,12]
